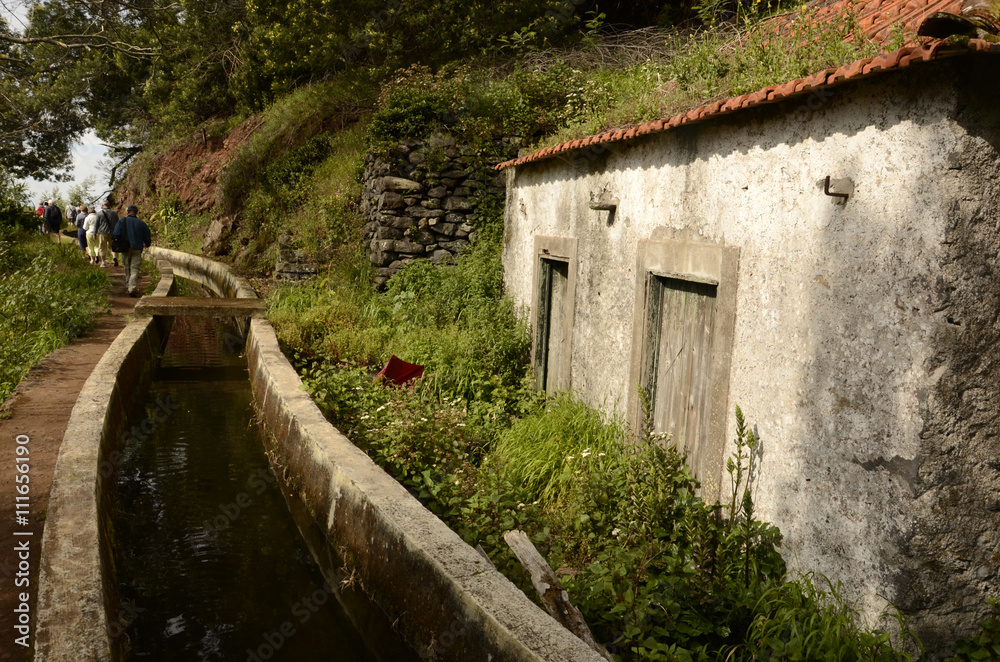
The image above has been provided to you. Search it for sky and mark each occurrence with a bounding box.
[1,0,111,205]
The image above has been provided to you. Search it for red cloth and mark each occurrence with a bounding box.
[375,355,424,386]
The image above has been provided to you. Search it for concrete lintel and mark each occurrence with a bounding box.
[133,296,267,318]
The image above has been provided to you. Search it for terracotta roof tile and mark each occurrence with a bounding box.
[969,38,1000,52]
[828,56,874,84]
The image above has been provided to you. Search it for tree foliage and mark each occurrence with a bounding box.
[1,0,692,175]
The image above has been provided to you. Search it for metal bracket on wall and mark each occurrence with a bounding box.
[589,191,619,225]
[824,176,852,202]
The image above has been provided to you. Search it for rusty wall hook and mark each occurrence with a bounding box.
[824,176,850,200]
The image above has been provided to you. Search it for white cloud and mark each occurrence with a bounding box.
[23,131,111,204]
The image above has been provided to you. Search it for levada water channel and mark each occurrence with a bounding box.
[107,311,417,661]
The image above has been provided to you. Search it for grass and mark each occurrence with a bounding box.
[217,77,374,218]
[0,228,110,404]
[527,4,887,148]
[491,393,626,502]
[145,194,210,253]
[218,81,373,273]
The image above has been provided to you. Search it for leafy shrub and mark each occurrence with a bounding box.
[947,601,1000,662]
[146,194,209,252]
[0,176,34,237]
[0,231,109,403]
[740,577,919,662]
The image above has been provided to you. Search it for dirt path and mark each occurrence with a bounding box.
[0,261,148,660]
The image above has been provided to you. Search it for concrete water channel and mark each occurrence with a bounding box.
[34,248,604,662]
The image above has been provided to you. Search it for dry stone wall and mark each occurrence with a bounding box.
[362,134,512,287]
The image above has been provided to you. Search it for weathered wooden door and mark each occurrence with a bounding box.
[644,276,717,471]
[535,258,570,394]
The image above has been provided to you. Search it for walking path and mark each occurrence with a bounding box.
[0,262,148,661]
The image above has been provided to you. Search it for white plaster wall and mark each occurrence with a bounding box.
[503,62,976,630]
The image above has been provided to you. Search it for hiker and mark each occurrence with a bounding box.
[83,207,100,264]
[64,202,76,230]
[42,200,62,243]
[35,202,45,234]
[95,201,118,268]
[75,205,89,253]
[112,204,151,297]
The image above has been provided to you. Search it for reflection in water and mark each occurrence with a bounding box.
[111,316,375,661]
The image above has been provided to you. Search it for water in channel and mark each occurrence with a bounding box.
[111,315,376,661]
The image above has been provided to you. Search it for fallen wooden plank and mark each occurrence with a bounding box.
[133,296,267,318]
[503,530,614,661]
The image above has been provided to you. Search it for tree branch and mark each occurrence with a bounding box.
[0,32,159,57]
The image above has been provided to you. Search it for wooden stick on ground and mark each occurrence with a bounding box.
[503,530,614,661]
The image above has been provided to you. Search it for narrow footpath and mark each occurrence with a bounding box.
[0,260,149,661]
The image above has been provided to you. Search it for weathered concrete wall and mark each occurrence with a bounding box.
[35,260,176,662]
[362,133,511,287]
[147,246,255,299]
[502,56,1000,655]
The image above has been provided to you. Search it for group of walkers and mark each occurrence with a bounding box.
[35,199,152,297]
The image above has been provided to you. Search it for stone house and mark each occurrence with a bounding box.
[498,1,1000,655]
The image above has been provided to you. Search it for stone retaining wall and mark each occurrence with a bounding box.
[361,134,512,287]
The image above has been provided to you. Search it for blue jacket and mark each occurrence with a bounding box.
[112,214,151,250]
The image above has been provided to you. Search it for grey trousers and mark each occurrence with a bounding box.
[122,248,143,293]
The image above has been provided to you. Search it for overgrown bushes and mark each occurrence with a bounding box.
[268,194,919,658]
[0,230,109,404]
[146,194,209,253]
[213,79,373,272]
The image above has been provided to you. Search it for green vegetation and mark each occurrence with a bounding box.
[214,79,372,271]
[146,195,210,253]
[266,181,919,658]
[0,217,110,405]
[946,601,1000,662]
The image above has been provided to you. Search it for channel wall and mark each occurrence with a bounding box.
[36,247,604,662]
[159,249,604,661]
[35,258,176,661]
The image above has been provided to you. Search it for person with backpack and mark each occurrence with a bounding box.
[112,204,151,297]
[94,201,118,268]
[42,200,63,243]
[75,205,89,253]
